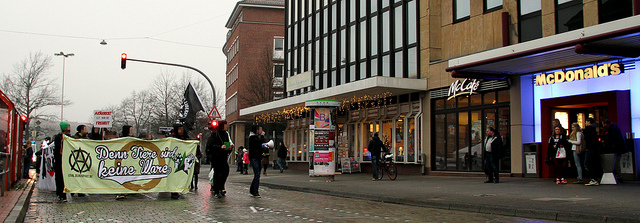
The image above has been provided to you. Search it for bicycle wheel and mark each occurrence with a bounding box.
[387,162,397,180]
[377,163,384,180]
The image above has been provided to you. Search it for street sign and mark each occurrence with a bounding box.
[208,106,221,119]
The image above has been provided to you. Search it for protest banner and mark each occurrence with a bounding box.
[62,136,198,194]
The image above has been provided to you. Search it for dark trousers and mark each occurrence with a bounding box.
[250,158,261,196]
[212,163,229,193]
[54,157,65,199]
[484,153,499,182]
[553,158,568,178]
[278,157,286,171]
[584,150,601,179]
[22,160,31,178]
[371,155,379,179]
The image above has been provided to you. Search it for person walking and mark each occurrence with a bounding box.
[54,122,71,201]
[548,126,570,184]
[583,118,601,186]
[277,142,287,173]
[206,120,233,198]
[22,141,33,179]
[242,148,249,175]
[248,125,266,198]
[484,127,503,183]
[568,123,585,184]
[367,133,387,181]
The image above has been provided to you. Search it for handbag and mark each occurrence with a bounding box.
[555,145,567,159]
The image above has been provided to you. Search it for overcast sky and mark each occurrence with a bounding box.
[0,0,239,123]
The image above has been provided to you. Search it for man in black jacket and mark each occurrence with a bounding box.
[484,127,503,183]
[54,122,71,201]
[248,125,265,198]
[367,133,387,181]
[206,120,233,198]
[583,118,601,186]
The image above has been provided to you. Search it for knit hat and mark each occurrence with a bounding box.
[60,122,70,131]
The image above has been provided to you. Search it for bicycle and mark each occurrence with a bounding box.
[377,153,397,180]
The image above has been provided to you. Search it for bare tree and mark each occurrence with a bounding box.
[119,90,156,136]
[149,70,181,128]
[1,52,69,140]
[241,49,276,107]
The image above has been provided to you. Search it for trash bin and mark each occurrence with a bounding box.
[523,143,540,178]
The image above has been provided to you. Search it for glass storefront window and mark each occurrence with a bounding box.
[407,117,416,162]
[395,118,404,162]
[484,92,496,104]
[446,97,456,109]
[381,120,393,157]
[435,99,445,110]
[470,110,483,171]
[470,94,482,106]
[434,114,446,170]
[446,113,457,170]
[457,96,469,108]
[457,112,469,170]
[498,90,510,103]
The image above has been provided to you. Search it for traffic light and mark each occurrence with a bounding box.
[121,53,127,69]
[210,120,218,129]
[20,115,27,122]
[196,134,201,140]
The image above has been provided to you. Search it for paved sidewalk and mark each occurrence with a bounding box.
[223,165,640,223]
[1,171,35,223]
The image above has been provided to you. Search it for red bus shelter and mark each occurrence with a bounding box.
[1,88,25,192]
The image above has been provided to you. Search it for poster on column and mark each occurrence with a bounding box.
[61,136,198,194]
[313,108,332,130]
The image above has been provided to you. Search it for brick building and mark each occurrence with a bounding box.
[223,0,285,151]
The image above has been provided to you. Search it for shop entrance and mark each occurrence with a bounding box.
[540,90,631,178]
[551,104,608,131]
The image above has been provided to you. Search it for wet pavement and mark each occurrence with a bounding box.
[23,173,557,223]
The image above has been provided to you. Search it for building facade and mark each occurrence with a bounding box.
[223,0,285,151]
[425,0,640,180]
[242,0,426,173]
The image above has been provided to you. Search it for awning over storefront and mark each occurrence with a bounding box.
[446,15,640,79]
[240,76,427,116]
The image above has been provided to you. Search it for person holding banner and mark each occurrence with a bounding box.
[54,122,71,202]
[169,123,188,199]
[206,120,234,198]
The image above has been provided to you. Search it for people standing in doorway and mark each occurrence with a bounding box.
[484,127,503,183]
[54,122,71,202]
[206,120,233,198]
[367,132,387,181]
[583,118,601,186]
[552,119,567,135]
[277,141,287,173]
[548,126,570,184]
[248,125,266,198]
[602,119,628,181]
[568,123,585,184]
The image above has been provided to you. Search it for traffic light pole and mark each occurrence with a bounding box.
[125,57,216,106]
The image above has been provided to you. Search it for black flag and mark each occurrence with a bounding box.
[178,83,205,131]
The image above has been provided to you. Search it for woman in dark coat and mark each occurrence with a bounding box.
[547,126,570,184]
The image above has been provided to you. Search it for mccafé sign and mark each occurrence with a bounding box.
[448,78,481,100]
[535,63,623,86]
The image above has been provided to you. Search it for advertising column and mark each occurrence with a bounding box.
[306,100,340,181]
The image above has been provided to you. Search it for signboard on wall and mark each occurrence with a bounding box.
[287,70,313,91]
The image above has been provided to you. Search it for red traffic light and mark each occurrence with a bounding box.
[121,53,127,69]
[20,115,27,122]
[210,120,218,128]
[196,134,201,140]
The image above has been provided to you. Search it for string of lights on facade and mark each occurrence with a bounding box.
[253,92,394,124]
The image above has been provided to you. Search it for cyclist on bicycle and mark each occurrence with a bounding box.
[368,132,388,181]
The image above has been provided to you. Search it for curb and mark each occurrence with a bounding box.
[254,182,640,223]
[5,177,35,223]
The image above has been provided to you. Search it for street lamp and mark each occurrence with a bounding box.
[54,52,74,122]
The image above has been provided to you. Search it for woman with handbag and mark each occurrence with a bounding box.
[568,123,585,184]
[548,126,571,184]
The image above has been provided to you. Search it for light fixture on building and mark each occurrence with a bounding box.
[100,40,107,45]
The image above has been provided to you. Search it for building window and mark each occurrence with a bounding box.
[518,0,542,42]
[226,37,239,64]
[274,37,284,60]
[599,0,633,24]
[454,0,471,22]
[226,92,237,116]
[556,0,583,34]
[226,63,239,89]
[484,0,503,13]
[274,64,284,78]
